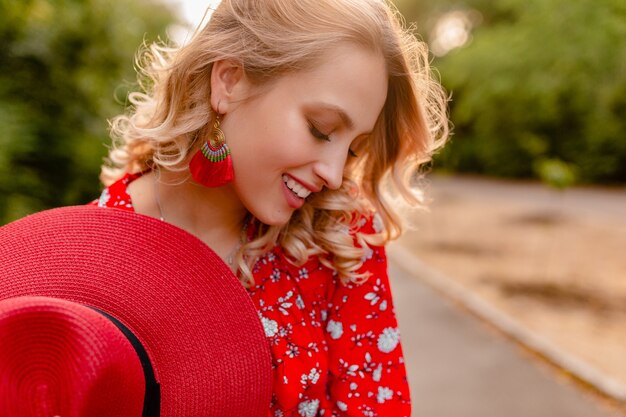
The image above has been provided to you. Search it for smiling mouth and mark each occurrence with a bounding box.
[282,175,312,199]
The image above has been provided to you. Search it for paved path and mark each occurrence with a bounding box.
[389,259,620,417]
[426,175,626,222]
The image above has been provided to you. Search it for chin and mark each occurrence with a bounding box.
[254,210,293,227]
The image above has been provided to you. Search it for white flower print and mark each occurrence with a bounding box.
[364,291,380,306]
[97,188,110,207]
[377,327,400,353]
[357,217,367,228]
[286,344,300,358]
[277,291,294,315]
[351,330,375,347]
[278,323,293,338]
[373,213,383,233]
[298,399,320,417]
[261,316,278,337]
[237,208,411,415]
[364,278,388,310]
[376,386,393,404]
[372,364,383,382]
[338,358,360,378]
[361,246,374,262]
[300,367,320,386]
[326,320,343,339]
[361,405,376,417]
[308,368,320,384]
[307,342,319,356]
[295,294,305,309]
[271,268,281,282]
[337,401,348,411]
[114,198,131,208]
[258,252,277,267]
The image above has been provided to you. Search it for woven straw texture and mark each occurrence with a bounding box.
[0,296,146,416]
[0,206,272,416]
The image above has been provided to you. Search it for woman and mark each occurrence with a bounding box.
[93,0,448,415]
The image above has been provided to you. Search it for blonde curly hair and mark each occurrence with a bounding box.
[101,0,449,286]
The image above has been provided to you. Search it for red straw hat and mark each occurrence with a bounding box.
[0,205,272,417]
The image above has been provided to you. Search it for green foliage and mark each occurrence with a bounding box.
[534,158,577,190]
[0,0,175,224]
[395,0,626,184]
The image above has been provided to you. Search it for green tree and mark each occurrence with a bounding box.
[0,0,175,224]
[395,0,626,184]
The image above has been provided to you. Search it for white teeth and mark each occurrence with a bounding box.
[282,175,312,199]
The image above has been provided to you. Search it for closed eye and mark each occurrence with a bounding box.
[309,120,358,157]
[309,123,331,142]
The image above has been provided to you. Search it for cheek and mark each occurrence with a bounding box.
[244,127,310,170]
[225,98,313,176]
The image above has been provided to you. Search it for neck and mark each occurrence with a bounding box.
[160,170,246,228]
[144,170,248,267]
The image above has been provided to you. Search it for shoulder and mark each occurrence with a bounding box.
[342,211,386,263]
[326,211,388,285]
[350,211,385,239]
[89,172,143,210]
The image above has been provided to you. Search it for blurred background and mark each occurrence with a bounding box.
[1,0,623,222]
[1,0,624,415]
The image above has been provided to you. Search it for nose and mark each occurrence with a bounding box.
[313,151,346,191]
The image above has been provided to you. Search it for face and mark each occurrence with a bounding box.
[219,45,388,226]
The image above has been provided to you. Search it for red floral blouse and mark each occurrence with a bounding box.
[91,174,411,417]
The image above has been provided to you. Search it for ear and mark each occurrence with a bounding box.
[210,60,248,114]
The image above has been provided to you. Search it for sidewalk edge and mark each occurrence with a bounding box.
[388,242,626,404]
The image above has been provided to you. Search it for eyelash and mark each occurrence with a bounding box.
[309,124,330,142]
[309,123,358,158]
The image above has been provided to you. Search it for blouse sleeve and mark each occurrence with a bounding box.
[87,173,139,211]
[324,219,412,417]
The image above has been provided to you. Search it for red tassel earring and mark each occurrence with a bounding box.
[189,115,234,187]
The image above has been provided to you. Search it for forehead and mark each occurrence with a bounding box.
[262,45,388,132]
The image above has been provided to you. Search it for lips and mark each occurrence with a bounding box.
[282,175,312,199]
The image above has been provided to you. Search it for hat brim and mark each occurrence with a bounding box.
[0,206,271,416]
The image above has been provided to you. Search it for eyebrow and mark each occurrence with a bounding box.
[313,102,355,130]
